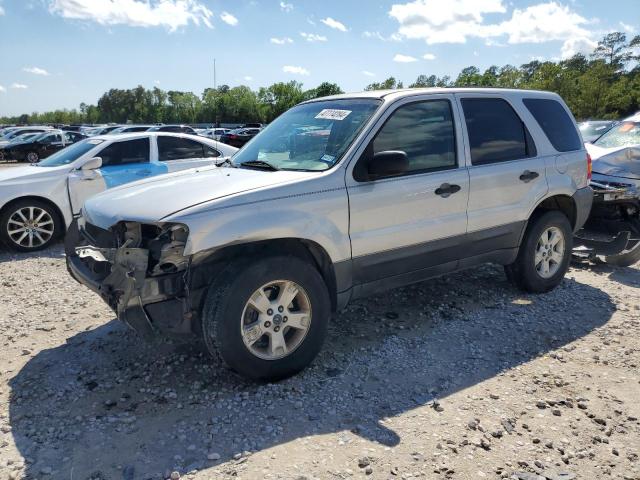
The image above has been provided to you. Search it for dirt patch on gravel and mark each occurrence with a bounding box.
[0,243,638,480]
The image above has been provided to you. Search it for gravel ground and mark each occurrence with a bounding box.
[0,237,639,479]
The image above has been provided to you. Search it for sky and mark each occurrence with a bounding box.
[0,0,638,116]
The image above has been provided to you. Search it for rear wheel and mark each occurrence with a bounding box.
[505,211,573,293]
[0,199,61,251]
[201,255,330,380]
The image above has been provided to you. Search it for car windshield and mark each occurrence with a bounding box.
[36,139,104,167]
[231,99,382,171]
[594,121,640,148]
[580,122,613,137]
[9,133,40,144]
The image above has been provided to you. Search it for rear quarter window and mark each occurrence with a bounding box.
[523,98,582,152]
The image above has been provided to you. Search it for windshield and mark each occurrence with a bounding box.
[231,99,382,171]
[594,122,640,148]
[580,122,613,138]
[36,139,104,167]
[9,132,40,144]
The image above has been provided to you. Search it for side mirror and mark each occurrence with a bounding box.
[366,150,409,180]
[81,157,102,171]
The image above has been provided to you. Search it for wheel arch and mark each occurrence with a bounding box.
[191,237,341,311]
[528,194,577,230]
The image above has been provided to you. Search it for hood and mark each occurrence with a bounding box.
[0,164,70,183]
[586,143,640,180]
[83,165,315,229]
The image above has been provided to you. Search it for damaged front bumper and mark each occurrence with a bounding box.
[65,218,194,339]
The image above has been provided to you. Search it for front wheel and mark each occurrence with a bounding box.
[0,199,62,251]
[505,211,573,293]
[201,255,330,380]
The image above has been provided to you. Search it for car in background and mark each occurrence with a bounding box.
[0,133,42,161]
[219,128,261,148]
[200,128,231,141]
[578,114,640,266]
[108,125,156,134]
[1,130,87,163]
[241,123,264,129]
[0,132,238,251]
[147,125,198,135]
[579,120,617,143]
[88,125,122,136]
[0,126,54,147]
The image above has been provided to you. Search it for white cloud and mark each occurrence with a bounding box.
[219,11,237,26]
[154,80,161,85]
[363,31,402,42]
[0,6,4,16]
[270,37,293,45]
[280,1,293,13]
[393,53,418,63]
[362,70,375,77]
[389,0,506,44]
[388,0,594,51]
[300,32,327,42]
[283,65,310,76]
[0,85,6,93]
[321,17,347,32]
[423,53,436,60]
[560,36,597,59]
[244,76,253,81]
[48,0,213,32]
[23,66,50,76]
[620,22,635,33]
[11,83,28,89]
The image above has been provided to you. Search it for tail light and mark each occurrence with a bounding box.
[586,152,592,181]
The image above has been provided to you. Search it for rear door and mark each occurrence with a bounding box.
[457,95,548,250]
[156,135,221,172]
[67,137,162,213]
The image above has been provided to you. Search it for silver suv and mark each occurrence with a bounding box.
[67,88,593,380]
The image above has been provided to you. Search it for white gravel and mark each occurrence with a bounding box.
[0,235,639,479]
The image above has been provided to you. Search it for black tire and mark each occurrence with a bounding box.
[25,151,39,163]
[505,210,573,293]
[201,255,330,381]
[604,241,640,267]
[0,199,62,252]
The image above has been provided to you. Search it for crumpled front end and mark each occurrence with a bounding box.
[65,216,196,339]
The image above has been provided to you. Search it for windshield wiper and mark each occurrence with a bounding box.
[238,160,280,171]
[214,157,236,168]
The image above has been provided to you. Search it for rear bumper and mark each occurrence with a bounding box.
[572,186,594,232]
[65,219,190,338]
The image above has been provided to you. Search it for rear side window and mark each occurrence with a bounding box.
[158,136,207,161]
[99,138,150,166]
[523,98,582,152]
[461,98,535,165]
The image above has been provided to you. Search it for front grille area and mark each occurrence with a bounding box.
[82,222,117,248]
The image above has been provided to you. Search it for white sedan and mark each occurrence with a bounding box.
[0,132,237,251]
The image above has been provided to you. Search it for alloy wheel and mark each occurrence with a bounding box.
[26,151,39,163]
[240,280,312,360]
[535,226,565,279]
[6,206,55,249]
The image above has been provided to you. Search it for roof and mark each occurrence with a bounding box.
[301,87,562,104]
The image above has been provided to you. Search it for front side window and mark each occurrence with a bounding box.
[461,98,535,165]
[356,100,457,180]
[594,121,640,148]
[231,98,381,171]
[158,136,207,161]
[98,138,150,166]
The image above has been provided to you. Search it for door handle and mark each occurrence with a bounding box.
[435,183,461,198]
[519,170,539,183]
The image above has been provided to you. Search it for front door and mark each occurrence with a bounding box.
[67,137,162,213]
[156,135,221,172]
[346,95,469,286]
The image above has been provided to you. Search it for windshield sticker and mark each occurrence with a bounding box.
[320,154,335,163]
[315,109,351,121]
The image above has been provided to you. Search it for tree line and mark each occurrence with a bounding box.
[2,32,639,126]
